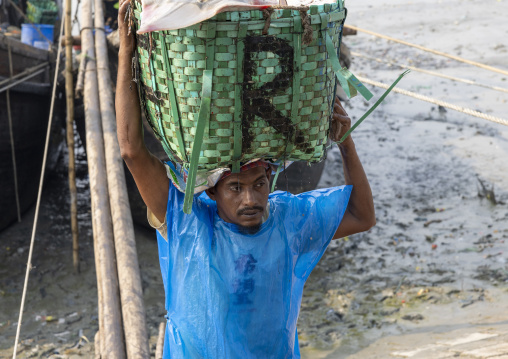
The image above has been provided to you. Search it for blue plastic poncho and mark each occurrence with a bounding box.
[156,181,352,358]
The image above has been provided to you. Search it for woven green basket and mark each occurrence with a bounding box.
[27,0,59,25]
[133,0,374,212]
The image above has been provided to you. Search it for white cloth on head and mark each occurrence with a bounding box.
[138,0,278,33]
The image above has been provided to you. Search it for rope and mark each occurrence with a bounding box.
[345,24,508,77]
[351,51,508,94]
[6,41,21,222]
[12,6,66,358]
[79,26,105,33]
[356,75,508,128]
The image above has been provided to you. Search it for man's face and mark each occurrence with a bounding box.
[206,166,271,233]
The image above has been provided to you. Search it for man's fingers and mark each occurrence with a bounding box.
[118,0,130,19]
[333,113,351,127]
[334,96,348,115]
[334,102,348,117]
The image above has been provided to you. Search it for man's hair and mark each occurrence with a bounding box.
[219,160,271,182]
[237,223,262,235]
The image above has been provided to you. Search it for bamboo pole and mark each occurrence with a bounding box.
[64,0,79,274]
[75,52,86,97]
[81,0,126,355]
[155,322,165,359]
[94,0,150,356]
[60,36,81,47]
[94,331,101,359]
[6,42,21,222]
[92,200,105,358]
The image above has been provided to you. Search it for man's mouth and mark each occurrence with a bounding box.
[241,211,259,217]
[237,207,263,217]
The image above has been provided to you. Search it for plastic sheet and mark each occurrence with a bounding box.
[138,0,277,33]
[156,180,352,358]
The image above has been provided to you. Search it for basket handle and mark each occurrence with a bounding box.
[182,69,213,214]
[325,32,373,101]
[336,70,411,144]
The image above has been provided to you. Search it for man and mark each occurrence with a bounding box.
[116,1,375,357]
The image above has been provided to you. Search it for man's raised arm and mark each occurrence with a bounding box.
[116,0,169,223]
[331,97,376,239]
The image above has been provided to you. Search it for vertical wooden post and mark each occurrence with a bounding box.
[155,322,166,359]
[94,331,101,359]
[81,0,126,355]
[6,42,21,223]
[92,200,106,357]
[94,0,150,356]
[64,0,79,273]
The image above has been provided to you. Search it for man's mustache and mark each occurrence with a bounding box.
[237,206,264,215]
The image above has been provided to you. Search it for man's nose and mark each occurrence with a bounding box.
[242,187,257,206]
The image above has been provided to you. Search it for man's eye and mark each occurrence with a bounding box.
[230,186,240,192]
[256,182,265,188]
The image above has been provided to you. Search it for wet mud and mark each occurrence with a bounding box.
[297,0,508,355]
[0,141,166,357]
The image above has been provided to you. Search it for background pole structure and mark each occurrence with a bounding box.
[93,0,150,357]
[6,42,21,223]
[81,0,126,355]
[64,0,79,273]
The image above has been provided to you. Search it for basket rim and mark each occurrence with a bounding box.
[134,0,345,33]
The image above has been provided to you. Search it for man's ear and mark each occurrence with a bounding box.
[206,187,216,201]
[266,168,272,182]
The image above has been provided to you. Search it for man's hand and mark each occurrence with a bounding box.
[329,96,353,147]
[118,0,135,55]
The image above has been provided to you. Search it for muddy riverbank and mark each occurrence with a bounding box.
[299,0,508,357]
[1,0,508,357]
